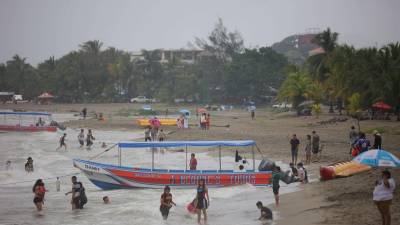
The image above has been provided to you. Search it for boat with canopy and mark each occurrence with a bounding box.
[73,140,272,189]
[0,111,57,132]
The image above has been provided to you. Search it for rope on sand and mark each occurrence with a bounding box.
[88,143,118,160]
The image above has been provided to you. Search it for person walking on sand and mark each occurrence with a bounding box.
[373,170,396,225]
[311,131,320,162]
[160,185,176,220]
[256,201,273,221]
[158,129,166,142]
[349,126,359,154]
[373,130,382,149]
[272,166,281,207]
[144,127,151,142]
[86,129,95,149]
[32,179,47,212]
[189,153,197,170]
[304,134,312,165]
[250,107,255,120]
[57,133,67,151]
[196,178,209,224]
[78,129,85,148]
[290,134,300,164]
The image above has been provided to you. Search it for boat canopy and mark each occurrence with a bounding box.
[0,111,52,116]
[118,140,255,149]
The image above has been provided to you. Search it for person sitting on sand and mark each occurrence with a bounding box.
[256,201,273,221]
[297,162,308,184]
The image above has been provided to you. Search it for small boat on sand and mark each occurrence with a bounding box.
[0,111,57,132]
[73,140,272,189]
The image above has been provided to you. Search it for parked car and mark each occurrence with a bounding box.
[272,102,292,108]
[130,96,151,103]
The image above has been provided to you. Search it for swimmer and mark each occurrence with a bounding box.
[256,201,273,221]
[25,157,34,172]
[103,196,110,204]
[160,185,176,220]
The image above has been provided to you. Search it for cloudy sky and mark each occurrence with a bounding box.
[0,0,399,65]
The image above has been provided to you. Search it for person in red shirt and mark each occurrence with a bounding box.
[32,179,47,211]
[189,153,197,170]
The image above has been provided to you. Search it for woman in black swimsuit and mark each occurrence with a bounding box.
[196,178,210,224]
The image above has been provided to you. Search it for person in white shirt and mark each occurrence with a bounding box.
[373,170,396,225]
[296,162,308,184]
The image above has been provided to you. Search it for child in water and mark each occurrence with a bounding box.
[160,185,176,220]
[256,201,273,221]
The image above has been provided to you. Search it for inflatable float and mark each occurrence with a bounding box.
[320,161,371,181]
[186,201,197,214]
[136,118,177,126]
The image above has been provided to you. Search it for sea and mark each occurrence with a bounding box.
[0,113,300,225]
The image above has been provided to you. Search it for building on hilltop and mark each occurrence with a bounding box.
[131,49,204,64]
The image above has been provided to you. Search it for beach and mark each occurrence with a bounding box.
[0,102,399,225]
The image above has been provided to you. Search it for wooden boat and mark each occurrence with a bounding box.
[0,111,57,132]
[136,118,177,126]
[73,140,272,189]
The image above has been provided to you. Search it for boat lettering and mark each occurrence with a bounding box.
[84,164,99,172]
[229,175,256,184]
[178,175,220,185]
[134,172,160,178]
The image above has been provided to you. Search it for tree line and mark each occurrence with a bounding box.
[0,19,288,103]
[278,28,400,115]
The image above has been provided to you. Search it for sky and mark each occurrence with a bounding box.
[0,0,399,65]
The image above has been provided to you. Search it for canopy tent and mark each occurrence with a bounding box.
[372,101,391,110]
[118,140,255,148]
[117,140,257,170]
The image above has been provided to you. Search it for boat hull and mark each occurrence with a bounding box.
[0,125,57,132]
[74,159,272,189]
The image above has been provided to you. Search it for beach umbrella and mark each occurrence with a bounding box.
[372,101,391,110]
[179,109,190,114]
[353,149,400,168]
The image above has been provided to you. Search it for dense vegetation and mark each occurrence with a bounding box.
[278,28,400,114]
[0,19,288,103]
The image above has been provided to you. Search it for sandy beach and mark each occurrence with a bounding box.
[0,102,399,225]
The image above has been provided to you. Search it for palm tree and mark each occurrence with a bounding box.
[79,40,103,55]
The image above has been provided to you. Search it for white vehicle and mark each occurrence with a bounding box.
[272,102,292,108]
[13,95,23,101]
[130,96,151,103]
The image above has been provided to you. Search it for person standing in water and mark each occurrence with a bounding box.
[56,177,61,192]
[32,179,47,212]
[196,178,209,224]
[86,129,95,149]
[189,153,197,170]
[78,129,85,148]
[159,185,176,220]
[272,166,281,207]
[57,133,67,151]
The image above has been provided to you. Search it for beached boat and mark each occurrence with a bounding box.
[73,140,272,189]
[0,111,57,132]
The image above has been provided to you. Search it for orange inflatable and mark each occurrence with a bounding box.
[136,118,177,126]
[320,161,371,181]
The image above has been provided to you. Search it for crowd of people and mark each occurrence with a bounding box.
[349,126,383,157]
[289,130,320,165]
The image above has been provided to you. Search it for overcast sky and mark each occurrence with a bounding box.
[1,0,399,65]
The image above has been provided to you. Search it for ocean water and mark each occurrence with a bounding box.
[0,114,300,225]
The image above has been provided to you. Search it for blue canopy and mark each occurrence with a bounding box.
[0,111,52,116]
[118,140,255,148]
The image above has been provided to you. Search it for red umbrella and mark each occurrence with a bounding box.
[197,108,207,113]
[372,101,391,110]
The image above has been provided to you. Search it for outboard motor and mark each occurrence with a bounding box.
[258,159,276,171]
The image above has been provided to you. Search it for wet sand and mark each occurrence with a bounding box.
[1,102,399,225]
